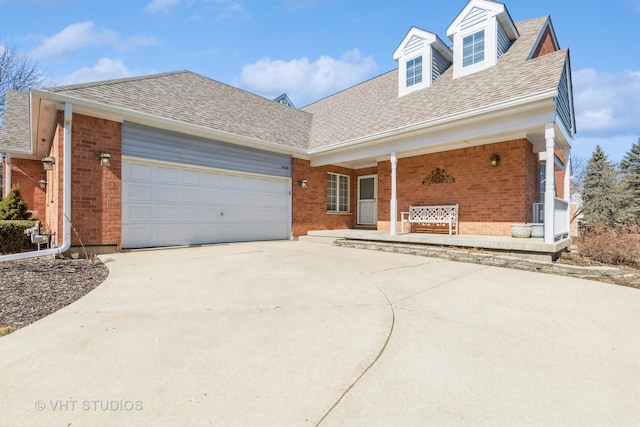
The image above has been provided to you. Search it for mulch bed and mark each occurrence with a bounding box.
[0,257,109,329]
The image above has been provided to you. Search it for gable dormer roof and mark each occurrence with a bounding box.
[446,0,518,41]
[393,27,451,62]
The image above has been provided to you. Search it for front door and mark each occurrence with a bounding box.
[357,175,377,225]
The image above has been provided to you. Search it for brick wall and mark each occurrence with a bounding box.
[292,158,364,236]
[531,25,557,58]
[293,139,539,237]
[379,139,537,236]
[8,158,46,220]
[45,112,122,249]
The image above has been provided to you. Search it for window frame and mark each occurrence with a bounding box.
[462,30,485,67]
[405,55,423,87]
[327,172,350,213]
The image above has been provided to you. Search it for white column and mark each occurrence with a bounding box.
[564,149,572,237]
[390,152,397,236]
[544,123,555,244]
[3,152,10,198]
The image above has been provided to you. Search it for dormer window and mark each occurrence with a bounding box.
[447,0,519,79]
[406,56,423,87]
[462,30,485,67]
[394,27,452,97]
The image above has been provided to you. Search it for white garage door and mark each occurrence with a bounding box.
[122,158,291,248]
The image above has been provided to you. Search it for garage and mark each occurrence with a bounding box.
[121,123,292,248]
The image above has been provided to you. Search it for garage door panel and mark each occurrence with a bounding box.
[123,159,290,248]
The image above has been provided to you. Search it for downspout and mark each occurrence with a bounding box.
[2,152,10,198]
[0,103,72,262]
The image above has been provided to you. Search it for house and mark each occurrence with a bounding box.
[0,0,575,257]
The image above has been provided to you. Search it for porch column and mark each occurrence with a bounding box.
[390,152,397,236]
[564,149,572,237]
[544,123,556,244]
[2,152,10,198]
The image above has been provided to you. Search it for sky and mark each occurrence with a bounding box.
[0,0,639,163]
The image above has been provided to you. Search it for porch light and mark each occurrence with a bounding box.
[490,155,500,167]
[99,153,111,167]
[39,180,47,189]
[299,179,308,188]
[41,157,55,171]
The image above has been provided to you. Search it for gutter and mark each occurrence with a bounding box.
[0,103,72,262]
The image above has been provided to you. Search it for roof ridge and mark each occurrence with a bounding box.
[47,70,191,92]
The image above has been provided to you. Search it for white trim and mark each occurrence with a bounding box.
[326,172,350,214]
[121,155,291,182]
[390,152,397,236]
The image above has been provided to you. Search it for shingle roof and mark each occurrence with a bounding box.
[48,71,313,150]
[0,90,30,153]
[1,16,567,156]
[302,16,567,150]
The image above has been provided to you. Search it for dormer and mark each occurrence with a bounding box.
[446,0,519,79]
[393,27,453,97]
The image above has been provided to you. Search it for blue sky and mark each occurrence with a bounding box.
[1,0,639,163]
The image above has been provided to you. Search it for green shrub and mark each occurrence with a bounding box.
[0,186,31,220]
[0,220,36,254]
[577,227,640,267]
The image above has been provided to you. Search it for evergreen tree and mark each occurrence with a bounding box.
[581,146,622,228]
[0,185,30,220]
[620,138,640,225]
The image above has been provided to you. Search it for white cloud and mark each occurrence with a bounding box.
[573,68,640,137]
[119,35,160,52]
[57,58,137,86]
[236,49,378,106]
[145,0,181,13]
[28,22,118,59]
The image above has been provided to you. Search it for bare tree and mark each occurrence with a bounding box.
[0,40,48,120]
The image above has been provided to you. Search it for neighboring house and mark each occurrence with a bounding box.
[0,0,575,254]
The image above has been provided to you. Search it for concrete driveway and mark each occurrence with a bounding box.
[1,241,638,426]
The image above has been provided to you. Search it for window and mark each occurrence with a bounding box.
[327,173,349,212]
[462,30,485,67]
[406,56,423,87]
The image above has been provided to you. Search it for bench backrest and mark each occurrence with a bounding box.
[409,205,458,222]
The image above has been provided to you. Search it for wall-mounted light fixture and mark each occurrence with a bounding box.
[490,155,500,167]
[41,157,55,171]
[38,179,47,189]
[99,153,112,167]
[298,179,308,188]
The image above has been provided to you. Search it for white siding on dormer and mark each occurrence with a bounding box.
[497,23,511,60]
[461,7,488,30]
[404,36,425,56]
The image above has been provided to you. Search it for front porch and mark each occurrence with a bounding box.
[304,229,572,261]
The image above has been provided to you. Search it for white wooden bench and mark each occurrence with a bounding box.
[400,204,459,235]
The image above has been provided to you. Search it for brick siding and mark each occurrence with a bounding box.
[45,112,122,249]
[8,158,46,220]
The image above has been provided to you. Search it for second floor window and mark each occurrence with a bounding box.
[406,56,423,87]
[463,30,485,67]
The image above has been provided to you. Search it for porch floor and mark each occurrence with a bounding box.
[305,229,572,258]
